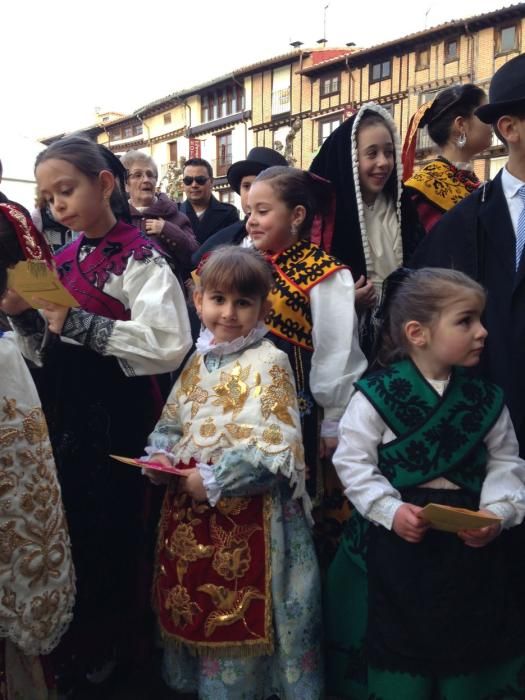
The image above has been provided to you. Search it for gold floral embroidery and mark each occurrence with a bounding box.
[210,514,261,581]
[212,362,251,418]
[197,584,265,638]
[165,584,202,628]
[260,365,296,426]
[262,424,283,445]
[0,391,74,654]
[165,523,214,584]
[225,423,253,440]
[177,357,208,418]
[216,498,250,516]
[200,417,217,438]
[2,398,17,421]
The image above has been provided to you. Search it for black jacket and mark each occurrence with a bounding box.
[179,195,239,245]
[411,170,525,453]
[191,219,247,269]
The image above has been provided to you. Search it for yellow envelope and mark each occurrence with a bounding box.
[7,260,79,309]
[420,503,502,533]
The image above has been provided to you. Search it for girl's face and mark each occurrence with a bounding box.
[36,158,115,238]
[357,123,395,204]
[246,181,302,253]
[409,290,487,379]
[193,287,269,344]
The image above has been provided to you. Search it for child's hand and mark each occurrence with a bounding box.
[34,298,69,334]
[142,453,173,485]
[320,436,338,459]
[354,275,377,310]
[179,468,208,502]
[392,503,429,543]
[458,511,501,548]
[0,289,31,316]
[144,218,165,235]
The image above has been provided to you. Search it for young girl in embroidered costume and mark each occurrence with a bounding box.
[246,166,367,561]
[0,204,75,700]
[0,137,192,694]
[326,267,525,700]
[145,246,322,699]
[403,84,493,233]
[310,103,423,358]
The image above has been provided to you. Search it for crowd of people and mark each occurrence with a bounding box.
[0,51,524,700]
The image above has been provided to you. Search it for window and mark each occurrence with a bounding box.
[219,190,235,205]
[168,141,178,163]
[201,87,243,123]
[416,46,430,70]
[370,60,391,83]
[496,24,518,54]
[320,73,341,97]
[216,132,232,176]
[445,39,458,61]
[416,89,440,150]
[319,116,342,145]
[272,65,291,115]
[123,126,133,138]
[489,155,508,179]
[133,124,143,136]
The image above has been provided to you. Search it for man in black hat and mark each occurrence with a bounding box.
[191,147,288,268]
[412,52,525,454]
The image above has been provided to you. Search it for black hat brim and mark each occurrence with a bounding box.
[476,97,525,123]
[227,161,268,193]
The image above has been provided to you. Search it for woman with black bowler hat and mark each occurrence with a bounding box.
[191,146,288,268]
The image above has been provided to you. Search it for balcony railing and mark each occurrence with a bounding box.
[272,87,291,116]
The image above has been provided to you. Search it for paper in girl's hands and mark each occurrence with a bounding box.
[110,454,190,476]
[420,503,502,533]
[7,260,80,309]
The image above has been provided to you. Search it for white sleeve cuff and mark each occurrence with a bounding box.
[321,420,339,438]
[143,446,175,463]
[367,495,403,530]
[197,462,221,506]
[483,502,516,529]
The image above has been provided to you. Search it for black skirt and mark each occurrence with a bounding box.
[366,486,525,675]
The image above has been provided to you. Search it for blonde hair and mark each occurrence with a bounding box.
[377,267,485,365]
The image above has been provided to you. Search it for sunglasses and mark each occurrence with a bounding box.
[183,176,209,186]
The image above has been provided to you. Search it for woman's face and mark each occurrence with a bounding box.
[125,161,158,206]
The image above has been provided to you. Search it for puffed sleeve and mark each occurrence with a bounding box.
[60,254,192,376]
[310,269,368,435]
[480,406,525,528]
[333,391,402,529]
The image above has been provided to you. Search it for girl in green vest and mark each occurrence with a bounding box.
[326,267,525,699]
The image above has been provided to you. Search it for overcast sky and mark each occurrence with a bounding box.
[2,0,510,141]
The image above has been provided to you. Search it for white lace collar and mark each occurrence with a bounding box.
[195,322,268,357]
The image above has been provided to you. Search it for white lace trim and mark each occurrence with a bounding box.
[195,322,268,357]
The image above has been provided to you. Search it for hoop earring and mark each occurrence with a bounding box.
[456,132,467,148]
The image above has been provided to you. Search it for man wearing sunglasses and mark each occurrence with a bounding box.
[179,158,239,244]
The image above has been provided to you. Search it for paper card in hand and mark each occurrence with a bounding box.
[420,503,502,533]
[110,454,189,476]
[7,260,80,309]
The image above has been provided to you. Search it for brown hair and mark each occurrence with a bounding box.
[195,246,274,299]
[255,166,332,238]
[377,267,485,365]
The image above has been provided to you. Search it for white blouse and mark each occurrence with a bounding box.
[14,251,192,377]
[310,268,368,436]
[334,387,525,531]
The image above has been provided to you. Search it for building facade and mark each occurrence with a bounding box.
[41,4,525,202]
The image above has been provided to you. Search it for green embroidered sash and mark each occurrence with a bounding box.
[343,359,504,570]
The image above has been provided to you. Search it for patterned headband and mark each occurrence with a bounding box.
[0,203,53,265]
